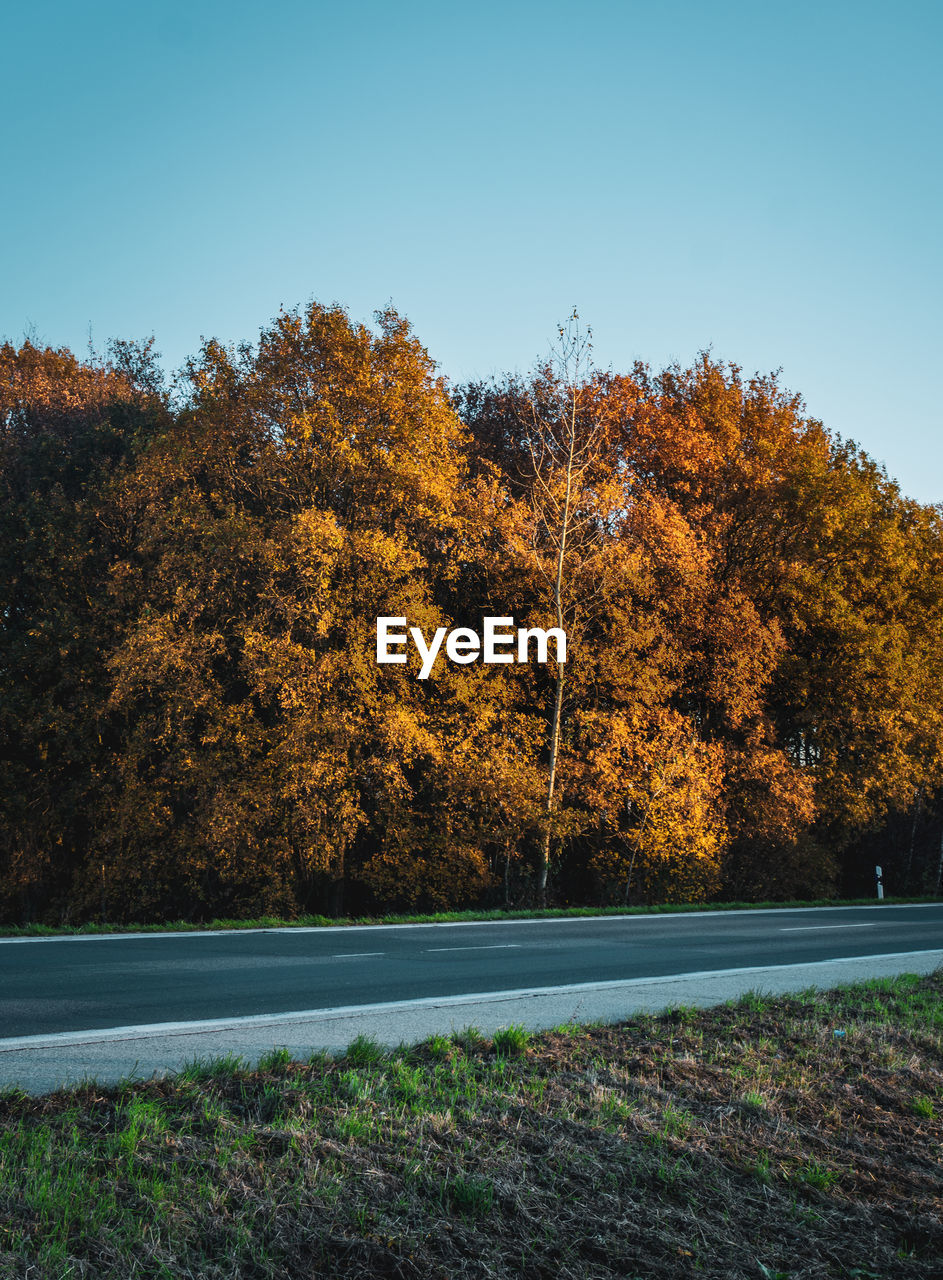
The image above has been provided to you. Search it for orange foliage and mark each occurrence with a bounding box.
[3,317,943,922]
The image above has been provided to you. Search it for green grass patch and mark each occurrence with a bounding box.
[492,1024,531,1057]
[1,972,941,1277]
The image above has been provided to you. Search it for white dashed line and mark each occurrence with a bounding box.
[425,944,523,953]
[780,924,876,932]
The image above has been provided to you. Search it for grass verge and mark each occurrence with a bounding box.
[2,895,938,938]
[1,972,941,1278]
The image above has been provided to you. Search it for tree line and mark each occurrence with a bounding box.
[2,302,941,924]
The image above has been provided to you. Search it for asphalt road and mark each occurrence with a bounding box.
[2,904,941,1039]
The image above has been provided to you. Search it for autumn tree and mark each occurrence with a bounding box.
[525,312,602,903]
[3,304,941,924]
[765,440,943,891]
[457,312,615,903]
[0,338,170,921]
[458,323,733,906]
[87,302,539,920]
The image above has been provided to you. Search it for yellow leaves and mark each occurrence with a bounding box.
[8,315,943,925]
[573,707,726,903]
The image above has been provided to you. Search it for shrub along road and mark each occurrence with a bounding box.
[1,904,941,1092]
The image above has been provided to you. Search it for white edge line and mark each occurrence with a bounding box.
[1,902,938,945]
[3,949,941,1053]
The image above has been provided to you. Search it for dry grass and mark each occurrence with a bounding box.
[1,972,941,1278]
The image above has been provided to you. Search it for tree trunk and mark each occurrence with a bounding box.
[537,670,564,906]
[536,392,575,908]
[329,836,347,917]
[623,845,638,906]
[904,788,922,891]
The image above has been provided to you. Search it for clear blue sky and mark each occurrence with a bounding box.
[2,0,940,503]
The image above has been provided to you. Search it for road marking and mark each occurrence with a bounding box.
[780,924,876,932]
[330,952,385,959]
[426,944,523,953]
[3,949,941,1052]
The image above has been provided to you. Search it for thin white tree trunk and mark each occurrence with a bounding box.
[536,386,576,906]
